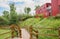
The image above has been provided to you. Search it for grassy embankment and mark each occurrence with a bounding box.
[20,18,60,39]
[0,29,11,39]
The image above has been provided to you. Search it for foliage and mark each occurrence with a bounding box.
[36,14,44,19]
[0,11,10,25]
[0,3,19,25]
[0,29,11,39]
[20,18,60,39]
[0,16,10,25]
[0,3,33,25]
[35,5,40,10]
[3,11,9,19]
[24,7,31,14]
[9,3,19,24]
[18,14,34,21]
[20,18,41,27]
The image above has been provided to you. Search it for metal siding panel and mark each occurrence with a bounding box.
[51,0,59,16]
[58,0,60,5]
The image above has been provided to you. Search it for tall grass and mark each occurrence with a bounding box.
[20,18,60,39]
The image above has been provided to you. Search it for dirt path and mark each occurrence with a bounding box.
[11,28,30,39]
[21,29,30,39]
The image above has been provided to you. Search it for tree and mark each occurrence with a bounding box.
[0,3,19,25]
[9,3,19,24]
[0,11,10,25]
[24,7,31,14]
[3,11,9,19]
[35,5,40,10]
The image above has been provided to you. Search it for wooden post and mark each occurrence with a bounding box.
[36,30,38,39]
[18,27,22,38]
[30,26,33,39]
[20,29,22,38]
[58,27,60,39]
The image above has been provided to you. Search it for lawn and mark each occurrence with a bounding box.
[0,29,11,39]
[0,17,60,39]
[20,18,60,39]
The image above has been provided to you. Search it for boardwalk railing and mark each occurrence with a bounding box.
[0,31,11,39]
[29,26,38,39]
[0,24,22,39]
[28,26,60,39]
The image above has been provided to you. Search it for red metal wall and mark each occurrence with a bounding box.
[36,0,60,17]
[58,0,60,5]
[36,3,51,17]
[58,0,60,14]
[51,0,60,16]
[51,0,59,16]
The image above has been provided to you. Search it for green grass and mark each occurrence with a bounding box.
[38,18,60,28]
[0,33,11,39]
[20,18,41,27]
[0,29,10,34]
[0,29,11,39]
[0,17,60,39]
[20,18,60,39]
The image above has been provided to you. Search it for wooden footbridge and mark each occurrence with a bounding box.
[0,24,60,39]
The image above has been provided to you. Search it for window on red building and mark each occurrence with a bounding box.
[47,5,49,7]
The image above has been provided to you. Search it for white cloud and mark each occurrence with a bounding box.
[16,7,23,14]
[9,0,24,2]
[15,0,35,14]
[0,3,9,8]
[0,0,51,15]
[0,0,8,2]
[0,2,10,12]
[33,0,51,6]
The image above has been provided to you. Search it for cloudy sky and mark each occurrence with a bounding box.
[0,0,51,15]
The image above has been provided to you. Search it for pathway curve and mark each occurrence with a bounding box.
[10,28,30,39]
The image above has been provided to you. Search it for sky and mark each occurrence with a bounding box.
[0,0,51,15]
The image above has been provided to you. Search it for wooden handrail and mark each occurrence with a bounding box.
[58,27,60,39]
[4,36,11,39]
[39,34,58,37]
[38,27,58,30]
[29,26,60,39]
[0,31,11,39]
[33,27,58,30]
[10,24,22,38]
[0,31,11,36]
[0,24,22,39]
[32,32,58,37]
[29,26,38,39]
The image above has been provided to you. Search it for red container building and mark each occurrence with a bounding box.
[36,0,60,17]
[36,3,51,17]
